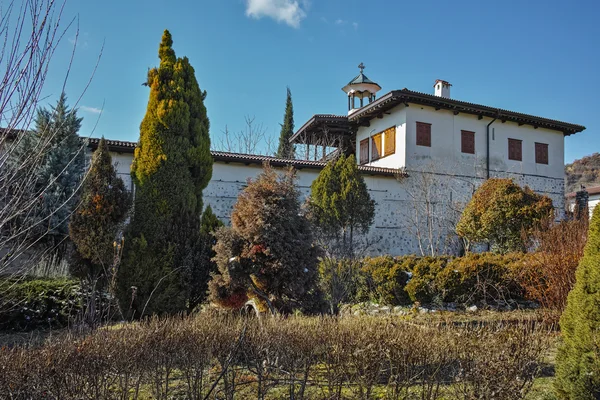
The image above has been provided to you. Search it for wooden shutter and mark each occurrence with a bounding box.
[371,133,382,160]
[461,130,475,154]
[508,138,522,161]
[359,138,369,164]
[535,142,548,164]
[416,122,431,147]
[384,127,396,156]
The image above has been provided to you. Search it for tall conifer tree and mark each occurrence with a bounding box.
[117,30,213,317]
[276,87,295,159]
[69,138,130,322]
[308,154,375,256]
[10,93,84,256]
[555,206,600,398]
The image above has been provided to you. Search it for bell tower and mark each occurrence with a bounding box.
[342,63,382,114]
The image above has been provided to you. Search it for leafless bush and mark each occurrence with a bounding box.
[216,116,275,155]
[0,313,550,399]
[0,0,101,277]
[516,216,588,318]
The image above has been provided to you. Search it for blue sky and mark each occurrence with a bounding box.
[44,0,599,163]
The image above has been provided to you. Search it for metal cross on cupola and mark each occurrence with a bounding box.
[358,62,365,74]
[342,63,382,114]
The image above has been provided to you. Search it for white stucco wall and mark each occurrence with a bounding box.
[356,104,567,213]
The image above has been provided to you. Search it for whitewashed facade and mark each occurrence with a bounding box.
[91,74,585,256]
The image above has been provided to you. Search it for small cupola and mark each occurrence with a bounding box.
[434,79,452,98]
[342,63,382,115]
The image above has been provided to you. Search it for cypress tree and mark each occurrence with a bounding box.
[117,30,213,317]
[555,205,600,398]
[276,87,295,159]
[69,137,130,321]
[308,154,375,255]
[184,205,223,312]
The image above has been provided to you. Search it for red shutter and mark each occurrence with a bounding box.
[461,130,475,154]
[359,138,369,164]
[416,122,431,147]
[535,142,548,164]
[508,138,522,161]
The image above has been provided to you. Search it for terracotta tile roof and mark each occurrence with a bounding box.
[566,185,600,198]
[348,89,585,135]
[87,138,403,177]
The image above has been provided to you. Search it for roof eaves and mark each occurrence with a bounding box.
[348,89,585,135]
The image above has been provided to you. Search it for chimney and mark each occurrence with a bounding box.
[434,79,451,99]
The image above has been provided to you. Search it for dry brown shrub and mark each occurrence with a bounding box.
[516,216,588,316]
[0,313,551,400]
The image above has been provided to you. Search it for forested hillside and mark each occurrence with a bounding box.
[565,153,600,193]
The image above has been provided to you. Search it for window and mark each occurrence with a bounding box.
[535,142,549,164]
[508,138,522,161]
[384,127,396,157]
[416,122,431,147]
[359,138,369,164]
[461,130,475,154]
[371,133,382,161]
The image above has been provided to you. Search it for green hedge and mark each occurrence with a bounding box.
[0,278,94,331]
[358,253,526,306]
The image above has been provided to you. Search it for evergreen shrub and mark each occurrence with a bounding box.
[356,253,527,306]
[0,278,106,331]
[358,256,413,305]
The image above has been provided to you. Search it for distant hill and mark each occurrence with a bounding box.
[565,153,600,193]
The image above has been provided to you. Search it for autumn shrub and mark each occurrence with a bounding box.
[358,255,413,305]
[0,313,550,400]
[457,178,554,253]
[515,216,588,315]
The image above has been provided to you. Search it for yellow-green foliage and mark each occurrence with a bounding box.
[403,254,525,305]
[404,256,451,304]
[555,206,600,398]
[436,253,524,304]
[359,256,413,305]
[456,178,553,253]
[118,30,212,317]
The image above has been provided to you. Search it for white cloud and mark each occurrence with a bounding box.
[245,0,308,28]
[352,22,359,30]
[81,106,102,114]
[335,19,345,25]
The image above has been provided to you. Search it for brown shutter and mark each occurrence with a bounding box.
[535,142,548,164]
[359,138,369,164]
[461,130,475,154]
[508,138,522,161]
[384,127,396,156]
[371,133,382,160]
[416,122,431,147]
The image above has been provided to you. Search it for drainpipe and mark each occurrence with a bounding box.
[486,110,500,179]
